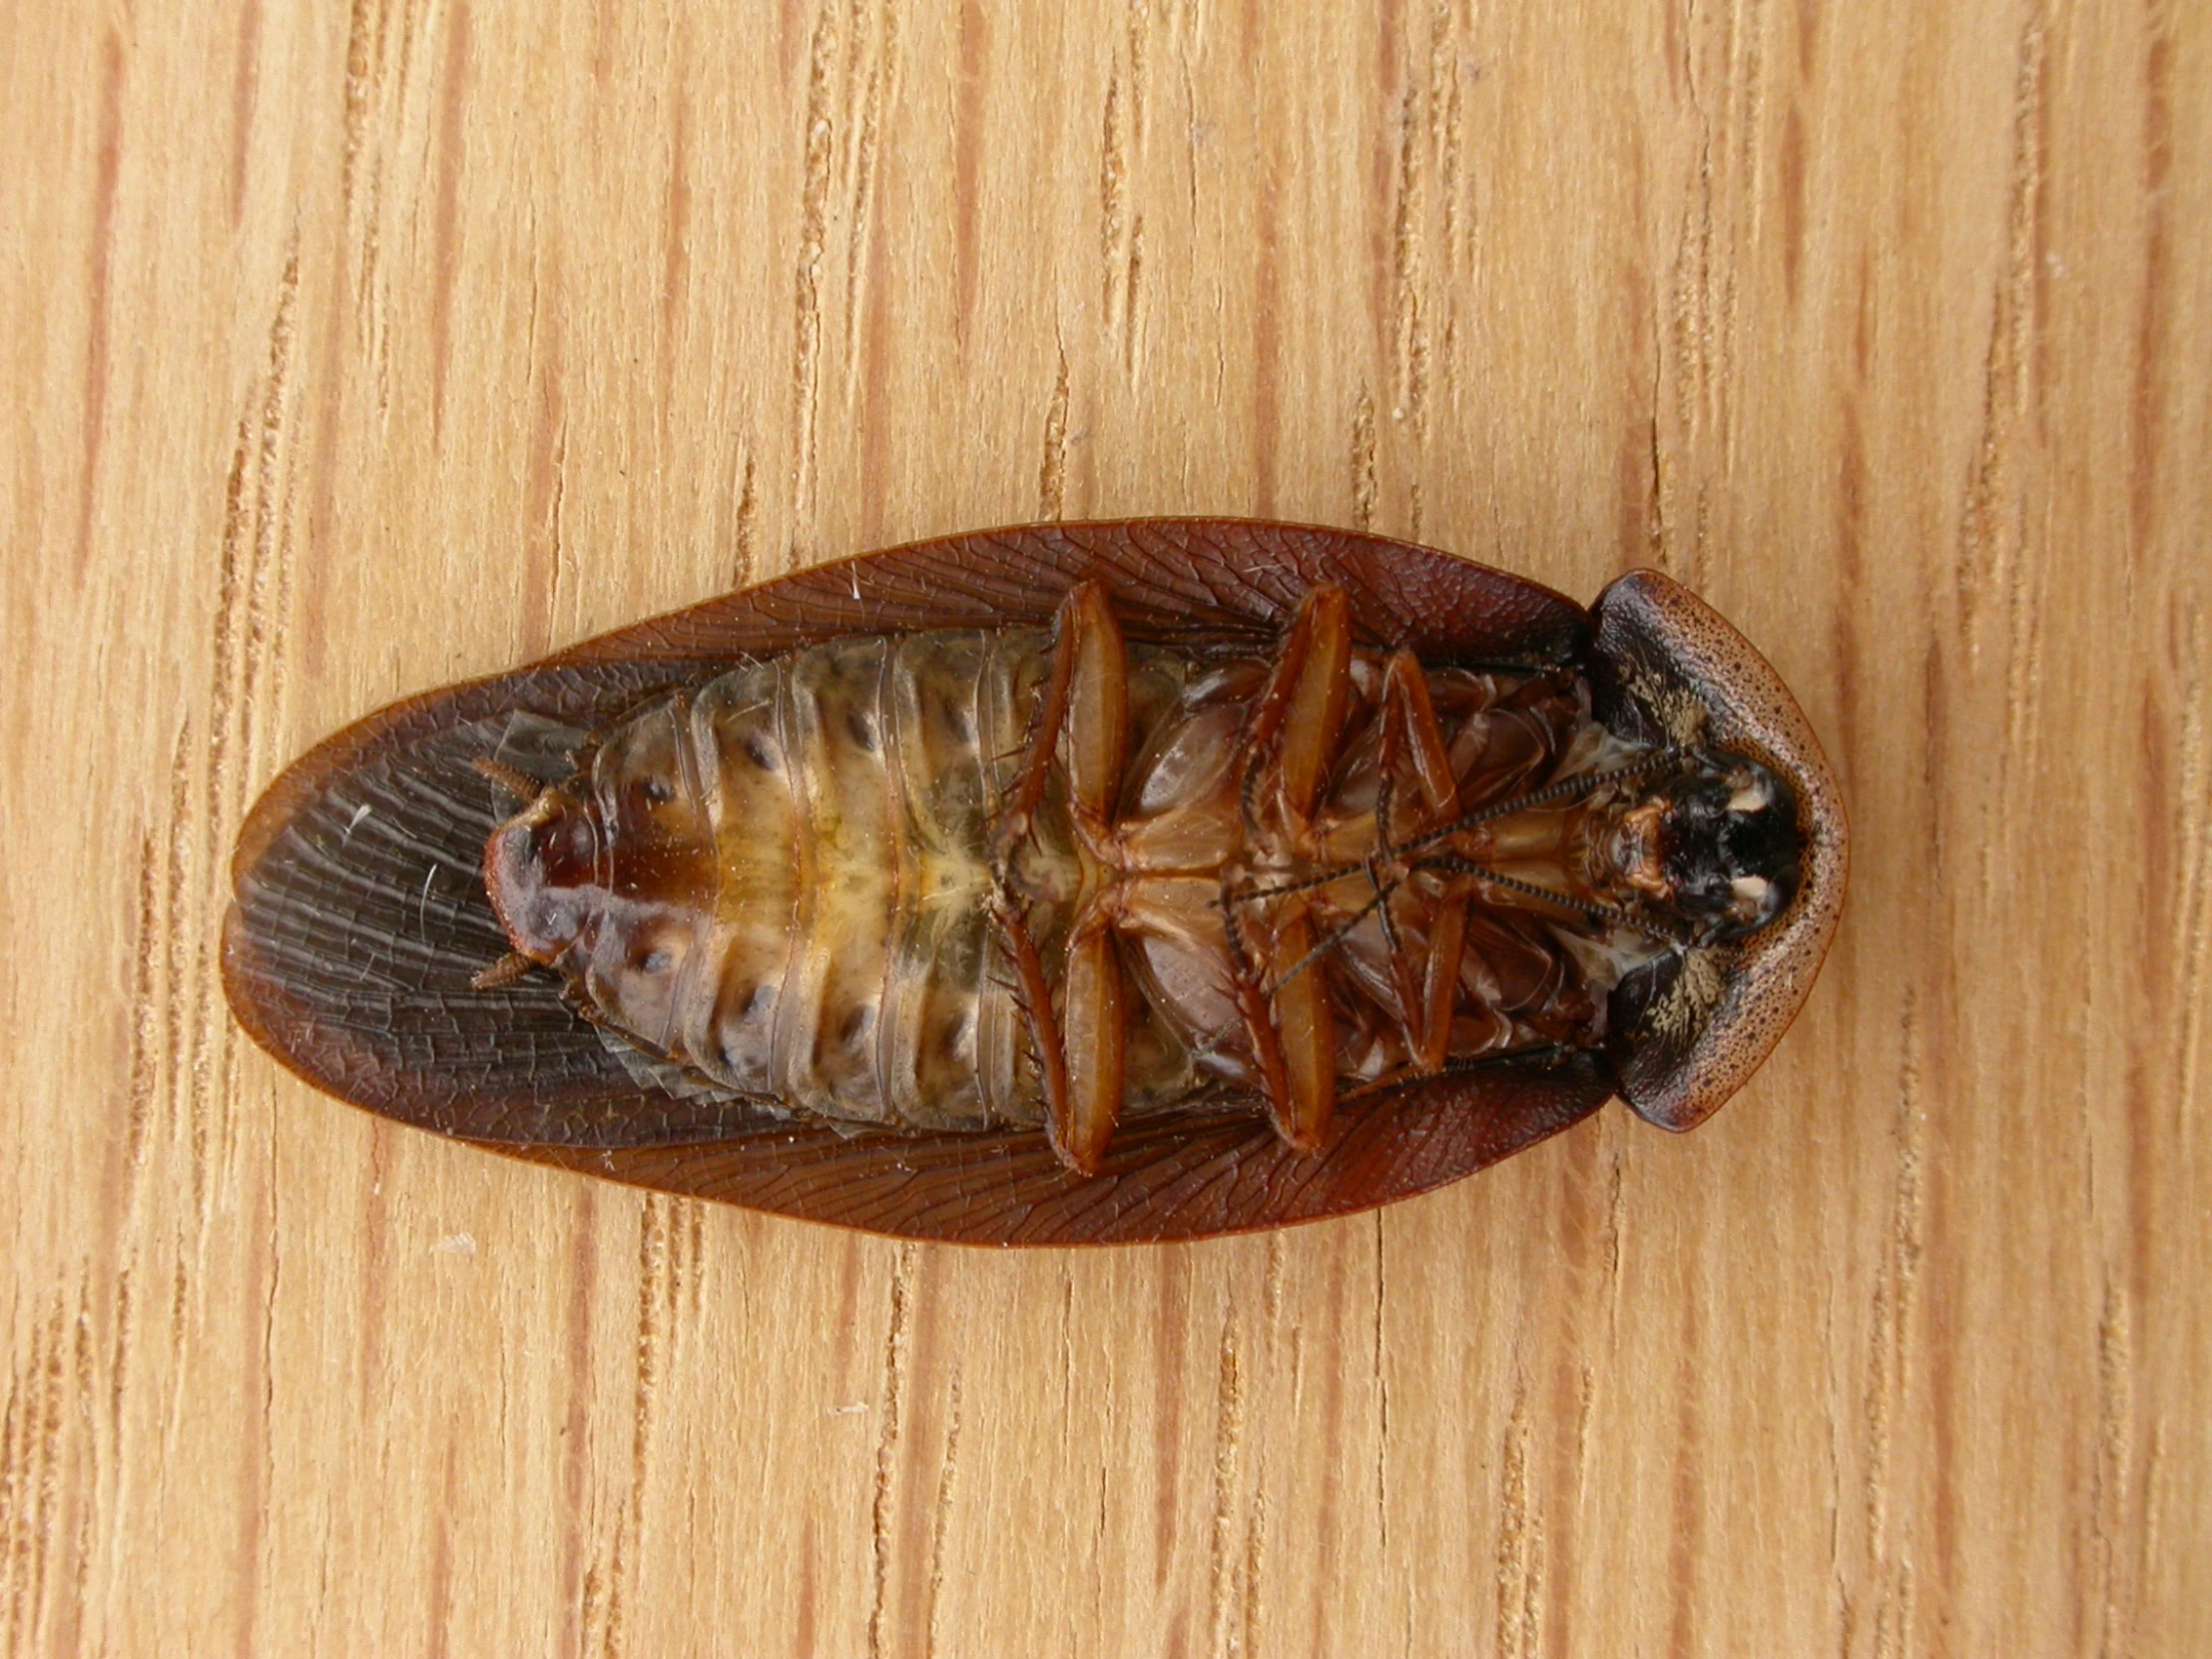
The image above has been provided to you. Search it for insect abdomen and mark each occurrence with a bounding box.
[645,632,1049,1131]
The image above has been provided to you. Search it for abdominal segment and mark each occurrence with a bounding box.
[501,613,1668,1143]
[569,633,1038,1130]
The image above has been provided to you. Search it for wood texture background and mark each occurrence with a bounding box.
[4,0,2207,1653]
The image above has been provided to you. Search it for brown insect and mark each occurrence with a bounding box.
[225,521,1846,1243]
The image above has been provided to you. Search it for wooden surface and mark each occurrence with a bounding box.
[4,1,2207,1653]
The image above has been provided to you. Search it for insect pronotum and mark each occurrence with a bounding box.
[225,521,1847,1244]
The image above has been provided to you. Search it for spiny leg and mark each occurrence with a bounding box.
[1236,585,1355,1151]
[990,581,1126,868]
[1415,853,1694,946]
[1229,694,1693,1084]
[989,904,1076,1158]
[1063,586,1129,832]
[1377,650,1469,1073]
[1410,899,1468,1073]
[1264,905,1338,1149]
[1054,900,1126,1174]
[990,581,1133,1174]
[1272,650,1466,1068]
[1378,651,1460,820]
[1241,584,1354,834]
[1057,584,1132,1169]
[1229,635,1492,1096]
[1226,935,1296,1142]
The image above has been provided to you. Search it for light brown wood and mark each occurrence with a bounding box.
[5,1,2207,1653]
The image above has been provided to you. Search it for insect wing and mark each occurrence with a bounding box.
[502,1059,1613,1245]
[548,519,1591,668]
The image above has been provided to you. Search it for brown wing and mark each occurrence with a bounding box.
[224,519,1605,1239]
[495,1060,1612,1245]
[548,519,1589,667]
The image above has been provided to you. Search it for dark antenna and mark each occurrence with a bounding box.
[1226,745,1691,913]
[1391,746,1690,858]
[1413,855,1692,946]
[1267,881,1400,992]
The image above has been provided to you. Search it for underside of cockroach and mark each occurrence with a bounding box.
[224,522,1846,1243]
[472,585,1803,1176]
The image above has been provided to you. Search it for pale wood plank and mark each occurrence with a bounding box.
[3,1,2206,1654]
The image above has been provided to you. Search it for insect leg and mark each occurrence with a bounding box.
[1378,651,1461,820]
[989,581,1124,866]
[987,583,1133,1174]
[1240,584,1354,832]
[1060,582,1129,834]
[1231,585,1358,1149]
[1226,954,1297,1140]
[1264,901,1338,1149]
[1055,899,1127,1174]
[1412,899,1469,1073]
[1051,582,1136,1170]
[989,902,1076,1153]
[989,885,1129,1176]
[1377,651,1469,1072]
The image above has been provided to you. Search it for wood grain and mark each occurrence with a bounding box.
[3,0,2206,1653]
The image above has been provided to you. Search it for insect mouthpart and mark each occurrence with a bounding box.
[1626,754,1803,943]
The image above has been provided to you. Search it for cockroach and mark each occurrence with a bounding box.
[224,520,1846,1244]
